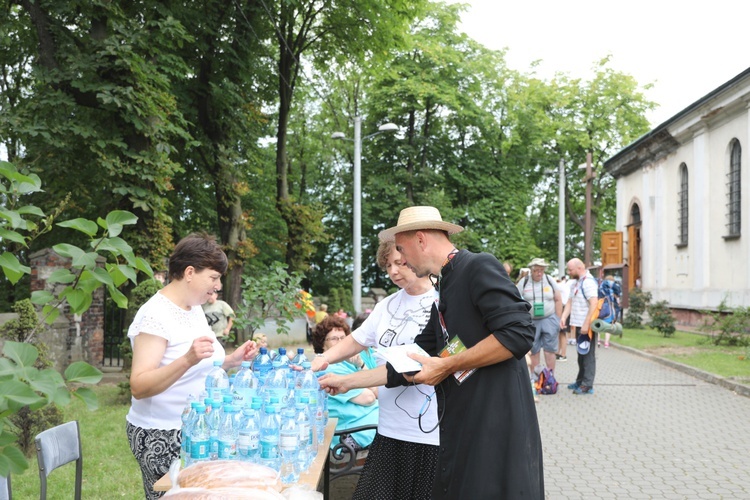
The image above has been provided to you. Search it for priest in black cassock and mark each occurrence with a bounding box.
[380,206,544,500]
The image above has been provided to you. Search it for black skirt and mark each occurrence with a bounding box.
[353,432,439,500]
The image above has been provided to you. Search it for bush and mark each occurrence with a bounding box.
[647,300,676,337]
[0,300,63,456]
[701,301,750,347]
[623,287,652,329]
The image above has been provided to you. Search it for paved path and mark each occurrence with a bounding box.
[537,344,750,499]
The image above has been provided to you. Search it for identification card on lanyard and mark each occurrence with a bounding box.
[434,297,476,385]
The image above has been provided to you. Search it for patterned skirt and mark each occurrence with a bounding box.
[353,432,439,500]
[126,421,181,499]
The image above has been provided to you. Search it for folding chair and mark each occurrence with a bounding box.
[34,421,82,500]
[0,474,10,500]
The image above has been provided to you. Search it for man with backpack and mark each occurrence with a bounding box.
[559,258,599,395]
[517,258,563,387]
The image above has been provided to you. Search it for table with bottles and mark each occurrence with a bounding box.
[153,418,337,493]
[154,346,335,493]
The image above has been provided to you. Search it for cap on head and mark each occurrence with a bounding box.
[378,206,464,241]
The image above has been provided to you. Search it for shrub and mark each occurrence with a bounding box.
[701,301,750,347]
[0,300,63,456]
[647,300,676,337]
[623,287,652,329]
[234,262,306,339]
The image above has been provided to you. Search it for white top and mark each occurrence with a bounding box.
[559,280,570,306]
[569,274,598,327]
[516,274,559,318]
[351,288,439,445]
[126,292,225,430]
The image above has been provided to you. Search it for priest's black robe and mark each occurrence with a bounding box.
[388,250,544,499]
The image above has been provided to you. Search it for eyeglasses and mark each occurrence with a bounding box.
[325,335,346,343]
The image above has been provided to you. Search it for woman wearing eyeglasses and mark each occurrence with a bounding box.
[312,315,379,450]
[311,240,438,500]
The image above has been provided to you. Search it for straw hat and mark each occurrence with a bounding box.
[378,206,464,241]
[527,258,550,268]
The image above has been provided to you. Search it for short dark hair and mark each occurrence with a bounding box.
[168,233,228,281]
[311,315,350,354]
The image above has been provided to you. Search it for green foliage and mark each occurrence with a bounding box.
[0,300,63,456]
[623,287,652,329]
[0,160,151,475]
[647,300,676,337]
[234,262,306,338]
[700,301,750,347]
[0,341,102,475]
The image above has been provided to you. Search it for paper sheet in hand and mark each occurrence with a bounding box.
[375,344,429,373]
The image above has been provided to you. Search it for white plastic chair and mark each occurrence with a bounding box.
[0,474,10,500]
[34,421,82,500]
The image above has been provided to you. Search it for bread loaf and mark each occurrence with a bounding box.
[164,486,284,499]
[176,460,282,492]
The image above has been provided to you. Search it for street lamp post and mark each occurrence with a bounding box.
[557,158,566,278]
[583,152,594,267]
[332,118,398,315]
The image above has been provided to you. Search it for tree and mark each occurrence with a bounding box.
[269,0,426,273]
[7,0,195,264]
[532,58,655,263]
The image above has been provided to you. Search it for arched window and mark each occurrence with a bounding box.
[727,140,741,237]
[677,163,688,246]
[630,203,641,225]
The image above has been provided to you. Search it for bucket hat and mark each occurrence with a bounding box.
[378,206,464,241]
[527,258,550,268]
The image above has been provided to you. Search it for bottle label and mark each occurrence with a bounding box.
[280,434,298,450]
[218,439,237,459]
[297,424,310,443]
[191,439,209,459]
[260,438,279,459]
[238,431,259,452]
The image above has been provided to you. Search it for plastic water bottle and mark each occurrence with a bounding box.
[295,397,312,470]
[307,394,319,450]
[206,399,222,460]
[259,405,280,471]
[277,347,290,368]
[279,407,300,483]
[311,393,325,445]
[217,404,239,460]
[189,404,210,464]
[232,361,256,408]
[180,397,197,467]
[253,347,273,387]
[291,348,309,367]
[295,361,319,404]
[237,403,261,463]
[264,361,288,407]
[205,360,229,399]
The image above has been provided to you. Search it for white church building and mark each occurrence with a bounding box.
[604,67,750,327]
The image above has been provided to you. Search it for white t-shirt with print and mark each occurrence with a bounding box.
[351,288,439,445]
[126,292,225,430]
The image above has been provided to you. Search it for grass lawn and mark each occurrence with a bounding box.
[614,327,750,382]
[13,383,144,499]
